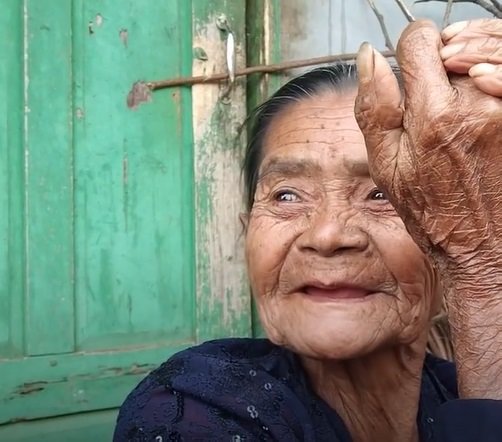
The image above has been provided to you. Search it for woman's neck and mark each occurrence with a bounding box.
[301,340,427,442]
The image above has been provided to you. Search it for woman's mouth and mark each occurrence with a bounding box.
[301,285,374,302]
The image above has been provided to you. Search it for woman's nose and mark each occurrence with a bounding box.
[296,208,369,257]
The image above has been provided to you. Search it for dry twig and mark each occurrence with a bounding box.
[415,0,502,18]
[135,50,396,93]
[395,0,417,21]
[366,0,396,51]
[492,0,502,11]
[443,0,455,27]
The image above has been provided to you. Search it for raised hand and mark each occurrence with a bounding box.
[355,19,502,398]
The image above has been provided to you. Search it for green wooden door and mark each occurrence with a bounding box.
[0,1,251,440]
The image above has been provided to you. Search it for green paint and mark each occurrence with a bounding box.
[0,0,24,360]
[0,343,191,423]
[25,0,75,355]
[1,0,196,435]
[1,0,272,437]
[73,0,194,351]
[0,407,116,441]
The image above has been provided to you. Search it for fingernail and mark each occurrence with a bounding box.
[439,42,465,60]
[442,20,468,40]
[469,63,497,77]
[357,42,375,83]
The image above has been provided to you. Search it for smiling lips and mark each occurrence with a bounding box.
[302,284,374,301]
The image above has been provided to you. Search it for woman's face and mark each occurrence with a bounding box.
[245,90,441,359]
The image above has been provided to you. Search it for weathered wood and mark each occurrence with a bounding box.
[246,0,283,337]
[1,0,198,429]
[0,344,190,423]
[192,0,252,341]
[0,0,24,360]
[0,404,116,441]
[25,0,75,355]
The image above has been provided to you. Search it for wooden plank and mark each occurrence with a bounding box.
[0,0,24,358]
[192,0,252,342]
[246,0,283,111]
[0,342,192,423]
[72,0,195,350]
[24,0,75,355]
[0,408,117,442]
[246,0,283,337]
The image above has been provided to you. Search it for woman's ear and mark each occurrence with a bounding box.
[239,212,249,232]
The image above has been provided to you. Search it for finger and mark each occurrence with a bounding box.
[441,37,502,74]
[355,43,403,182]
[469,63,502,97]
[397,20,454,119]
[442,18,502,44]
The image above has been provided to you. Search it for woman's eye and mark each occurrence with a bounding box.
[275,191,299,202]
[368,188,387,201]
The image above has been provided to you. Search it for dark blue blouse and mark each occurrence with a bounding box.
[114,338,502,441]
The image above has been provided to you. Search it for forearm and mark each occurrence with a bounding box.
[445,271,502,399]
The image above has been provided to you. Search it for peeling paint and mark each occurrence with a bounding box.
[16,382,48,396]
[88,13,103,35]
[126,81,152,109]
[119,28,128,47]
[192,12,250,340]
[10,363,154,399]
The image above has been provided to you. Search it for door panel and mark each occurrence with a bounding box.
[72,0,194,351]
[0,0,252,435]
[0,0,197,424]
[0,0,24,361]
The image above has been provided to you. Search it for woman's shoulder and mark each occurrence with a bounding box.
[113,338,322,441]
[148,338,291,387]
[166,337,285,365]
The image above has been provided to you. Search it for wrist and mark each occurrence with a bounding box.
[443,278,502,399]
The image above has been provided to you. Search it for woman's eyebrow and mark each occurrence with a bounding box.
[344,158,370,176]
[257,158,322,182]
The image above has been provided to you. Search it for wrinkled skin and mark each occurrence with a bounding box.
[245,92,440,441]
[245,92,440,360]
[355,19,502,398]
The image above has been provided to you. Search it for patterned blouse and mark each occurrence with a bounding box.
[114,338,502,441]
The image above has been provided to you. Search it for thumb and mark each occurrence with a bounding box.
[355,43,403,184]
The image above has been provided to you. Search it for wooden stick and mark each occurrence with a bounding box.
[146,50,395,90]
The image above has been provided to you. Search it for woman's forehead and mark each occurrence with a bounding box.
[260,91,368,172]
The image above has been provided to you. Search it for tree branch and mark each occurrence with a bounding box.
[490,0,502,12]
[366,0,396,51]
[395,0,417,21]
[443,0,455,27]
[415,0,502,18]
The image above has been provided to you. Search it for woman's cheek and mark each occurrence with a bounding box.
[373,220,437,305]
[246,211,305,297]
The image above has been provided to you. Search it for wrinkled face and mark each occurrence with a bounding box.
[245,90,441,359]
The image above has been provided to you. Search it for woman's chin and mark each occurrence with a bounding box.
[290,337,389,361]
[264,322,396,361]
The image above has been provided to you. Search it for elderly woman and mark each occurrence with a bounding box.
[114,19,502,442]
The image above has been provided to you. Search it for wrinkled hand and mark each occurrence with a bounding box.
[355,19,502,398]
[355,19,502,273]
